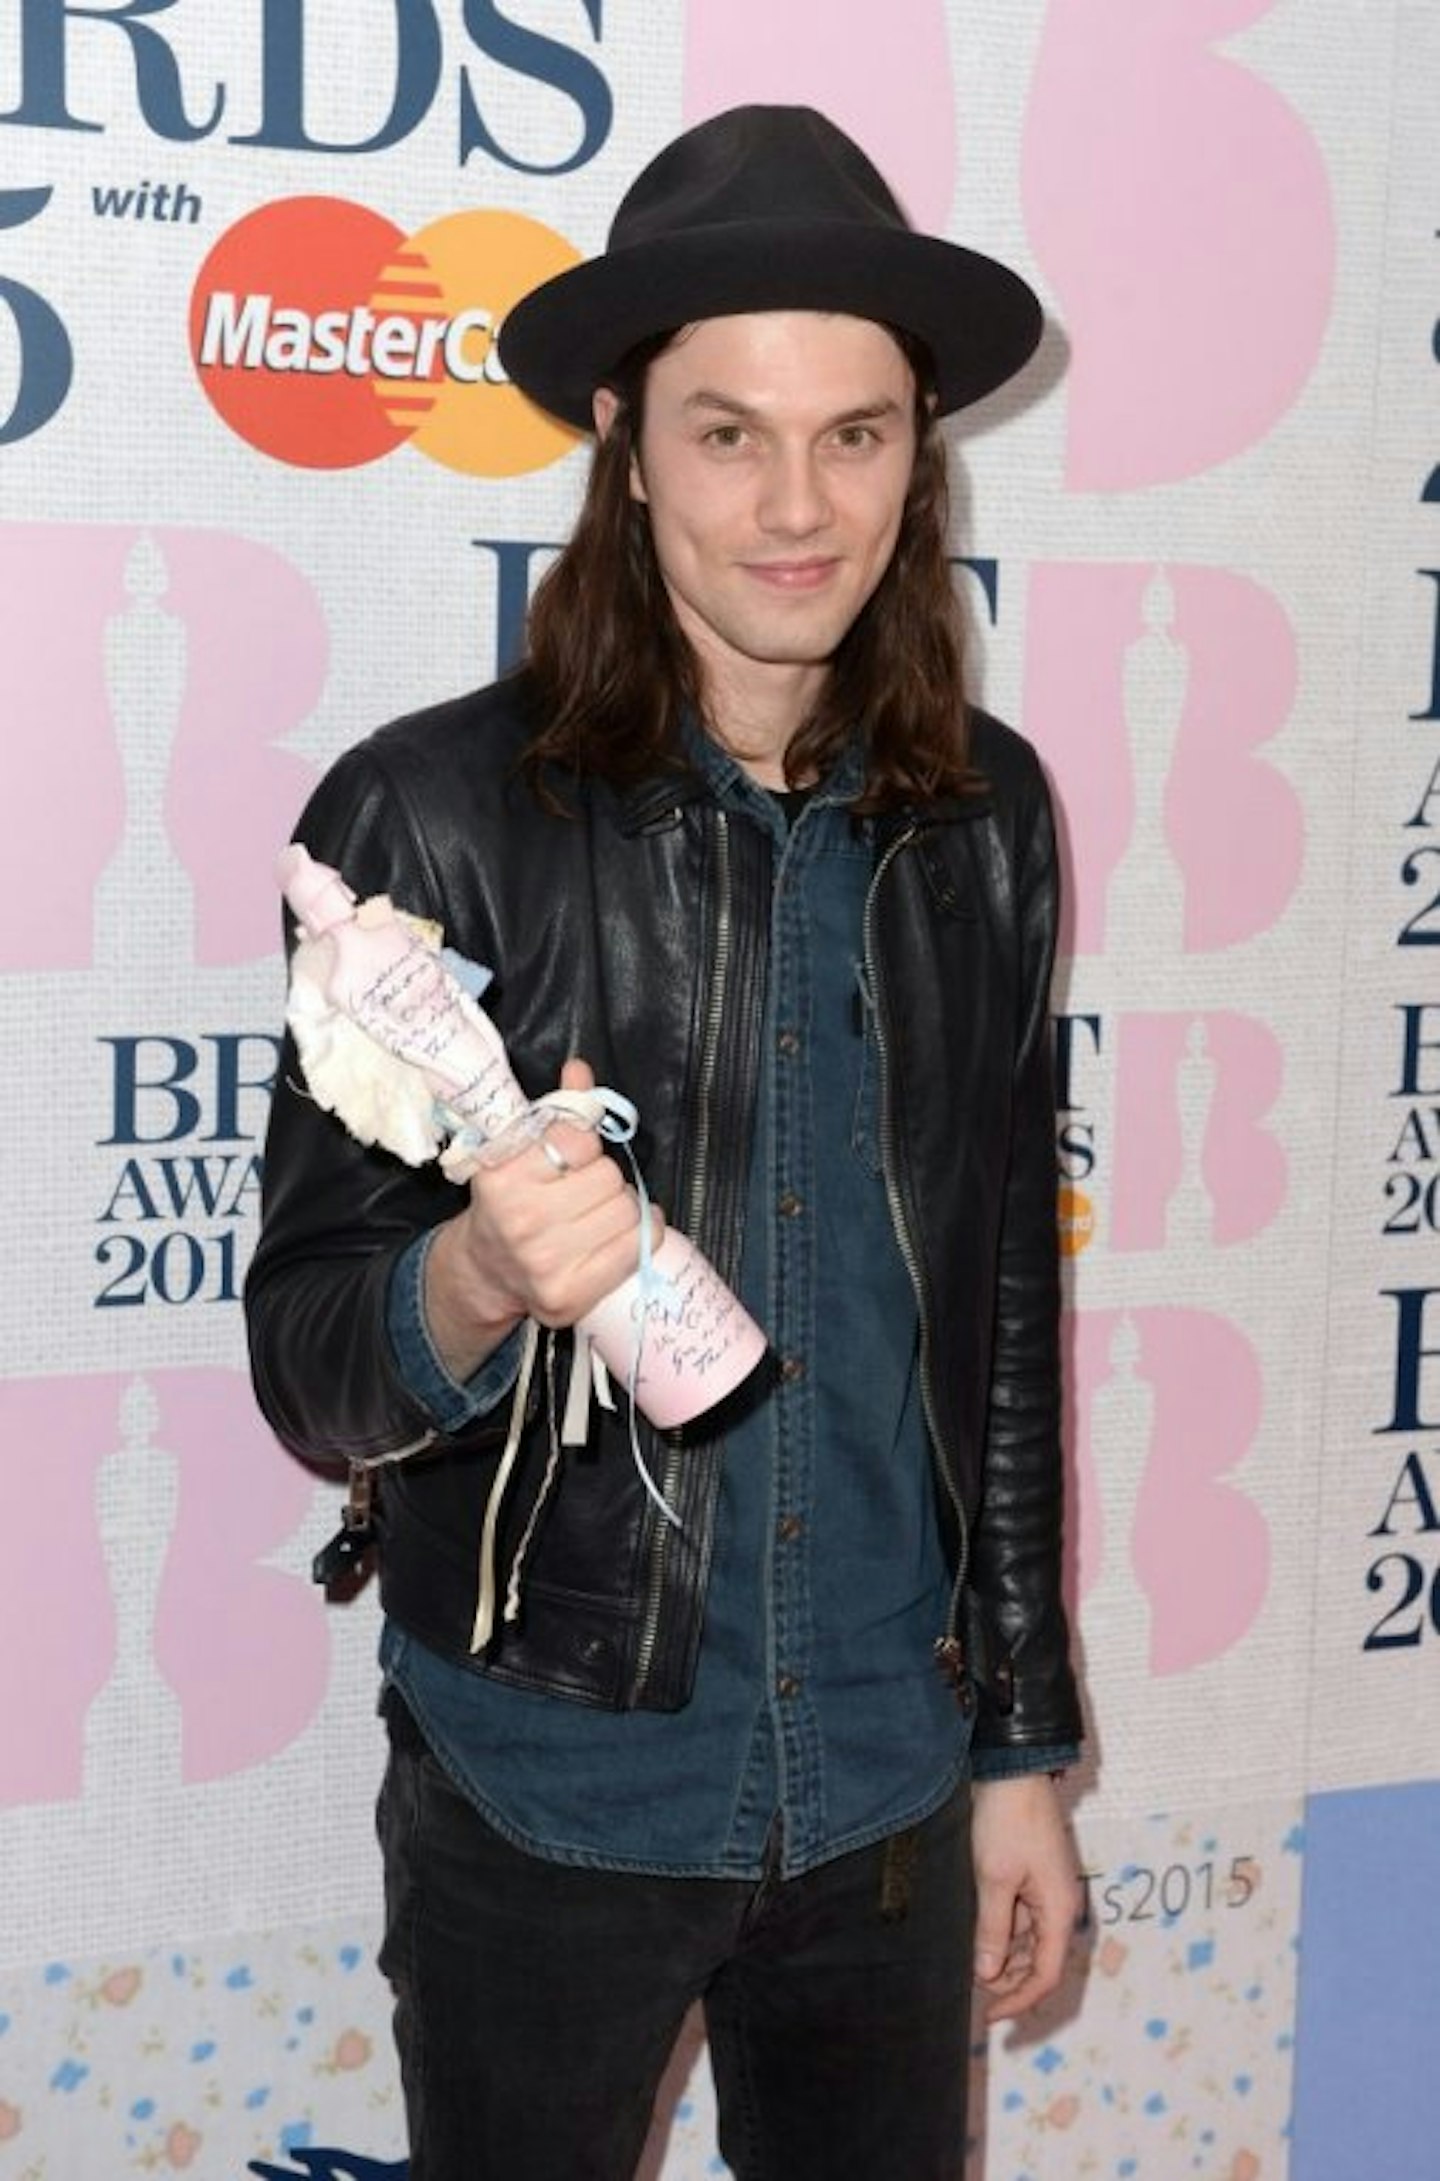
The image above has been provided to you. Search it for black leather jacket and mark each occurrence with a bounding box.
[245,674,1082,1761]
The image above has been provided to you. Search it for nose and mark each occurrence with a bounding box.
[757,444,830,537]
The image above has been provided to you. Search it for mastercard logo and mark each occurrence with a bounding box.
[189,196,581,477]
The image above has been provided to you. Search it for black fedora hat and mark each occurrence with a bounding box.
[498,105,1043,429]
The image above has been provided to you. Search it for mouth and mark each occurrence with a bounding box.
[741,558,841,592]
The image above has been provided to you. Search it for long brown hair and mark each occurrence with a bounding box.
[521,325,976,811]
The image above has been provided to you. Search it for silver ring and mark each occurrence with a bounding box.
[540,1137,571,1176]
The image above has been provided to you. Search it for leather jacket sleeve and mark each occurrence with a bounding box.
[964,755,1082,1756]
[245,733,503,1471]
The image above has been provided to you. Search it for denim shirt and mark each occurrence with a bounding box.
[382,738,1070,1877]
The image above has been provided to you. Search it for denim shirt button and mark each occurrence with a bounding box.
[776,1672,802,1699]
[777,1027,801,1057]
[777,1513,803,1542]
[778,1190,804,1219]
[778,1354,805,1384]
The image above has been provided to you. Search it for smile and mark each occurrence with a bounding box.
[741,559,842,592]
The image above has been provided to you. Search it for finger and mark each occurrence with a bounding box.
[1030,1888,1073,1998]
[536,1131,584,1178]
[984,1902,1068,2023]
[972,1876,1020,1989]
[986,1957,1049,2022]
[540,1054,604,1171]
[487,1153,630,1254]
[522,1191,657,1325]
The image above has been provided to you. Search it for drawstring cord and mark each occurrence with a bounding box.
[470,1316,539,1651]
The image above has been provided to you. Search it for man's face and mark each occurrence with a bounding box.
[602,311,918,721]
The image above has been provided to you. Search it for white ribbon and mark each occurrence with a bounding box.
[463,1082,686,1654]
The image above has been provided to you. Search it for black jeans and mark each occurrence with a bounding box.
[377,1693,976,2181]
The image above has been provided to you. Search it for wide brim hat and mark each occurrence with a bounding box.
[498,105,1043,429]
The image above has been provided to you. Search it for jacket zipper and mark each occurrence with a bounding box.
[630,806,733,1701]
[861,824,973,1691]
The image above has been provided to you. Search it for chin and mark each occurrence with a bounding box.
[742,613,859,666]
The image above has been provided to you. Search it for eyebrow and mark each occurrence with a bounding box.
[679,391,908,428]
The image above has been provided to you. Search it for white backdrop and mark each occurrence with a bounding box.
[1,5,1436,2176]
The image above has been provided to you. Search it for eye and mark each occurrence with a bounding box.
[832,422,881,451]
[702,422,749,451]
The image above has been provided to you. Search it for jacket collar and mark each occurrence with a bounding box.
[614,722,995,839]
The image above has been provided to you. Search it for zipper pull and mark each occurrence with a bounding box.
[934,1633,976,1715]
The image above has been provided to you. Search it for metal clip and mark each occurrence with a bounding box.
[312,1461,378,1588]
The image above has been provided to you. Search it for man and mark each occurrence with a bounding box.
[247,104,1083,2181]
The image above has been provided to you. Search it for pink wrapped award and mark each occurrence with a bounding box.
[278,845,767,1434]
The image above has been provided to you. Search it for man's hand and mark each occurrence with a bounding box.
[971,1771,1080,2023]
[423,1057,663,1379]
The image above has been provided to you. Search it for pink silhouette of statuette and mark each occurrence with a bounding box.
[278,845,768,1436]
